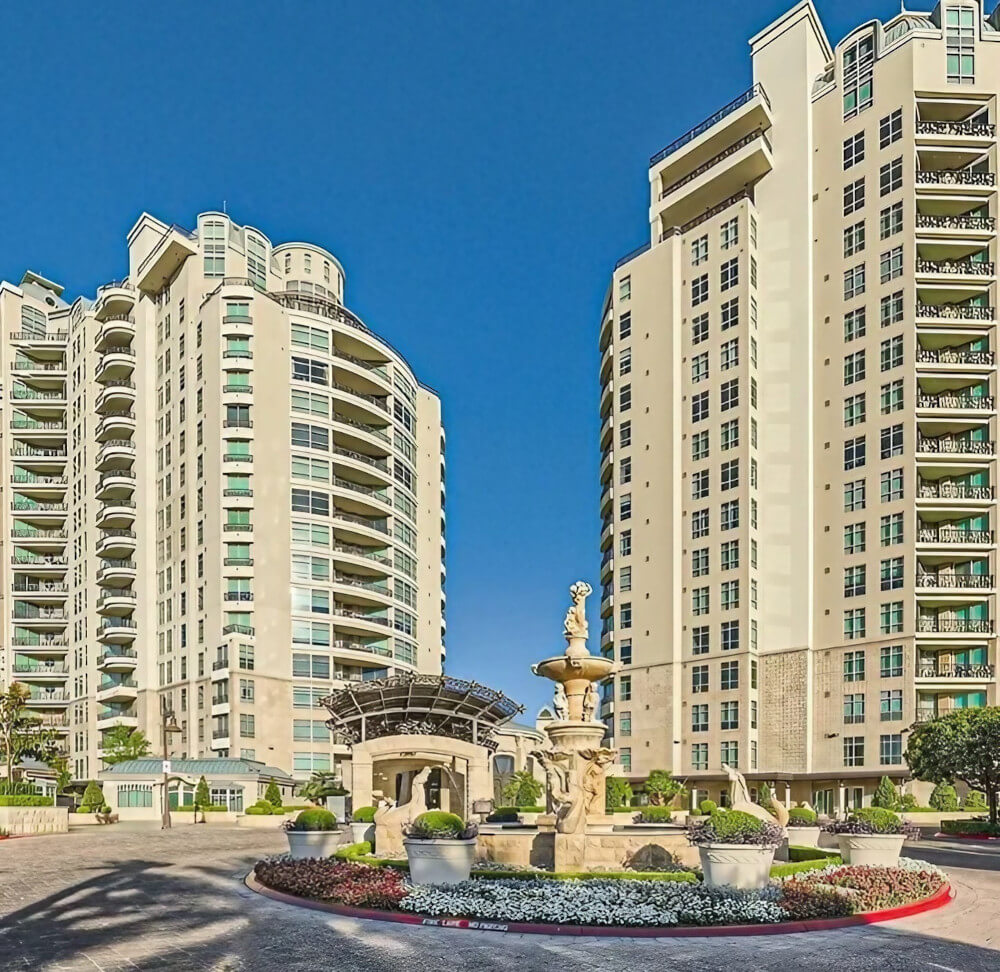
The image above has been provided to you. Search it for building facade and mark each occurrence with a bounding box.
[599,0,999,812]
[0,211,446,783]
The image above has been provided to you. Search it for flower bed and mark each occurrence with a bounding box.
[251,855,949,932]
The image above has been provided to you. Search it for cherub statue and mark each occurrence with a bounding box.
[532,749,572,815]
[552,682,568,721]
[563,581,592,640]
[579,747,617,816]
[582,681,599,721]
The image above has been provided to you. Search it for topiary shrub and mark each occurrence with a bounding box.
[899,792,917,810]
[638,806,675,823]
[407,810,475,840]
[688,809,783,846]
[352,805,378,822]
[827,807,912,836]
[80,780,104,812]
[787,807,818,826]
[287,807,337,831]
[962,790,988,811]
[265,781,283,810]
[871,776,900,810]
[194,775,211,810]
[698,799,717,815]
[929,783,960,812]
[245,805,272,816]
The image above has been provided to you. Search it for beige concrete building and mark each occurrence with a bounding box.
[599,1,999,813]
[0,211,446,784]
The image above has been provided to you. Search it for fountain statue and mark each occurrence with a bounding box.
[531,582,620,860]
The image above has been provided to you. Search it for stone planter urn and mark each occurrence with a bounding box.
[349,821,375,845]
[785,825,821,848]
[403,837,477,885]
[836,833,905,866]
[285,830,341,860]
[698,843,777,889]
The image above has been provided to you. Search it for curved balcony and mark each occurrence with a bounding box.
[330,638,394,666]
[600,413,614,451]
[94,281,136,321]
[95,315,135,350]
[97,647,138,673]
[96,529,136,559]
[600,380,613,419]
[330,574,392,608]
[600,482,613,518]
[95,346,136,383]
[330,381,389,424]
[600,547,614,582]
[97,410,136,441]
[96,380,136,413]
[23,691,70,710]
[331,607,392,637]
[600,447,613,484]
[222,381,253,397]
[96,588,137,615]
[330,542,392,578]
[331,448,392,486]
[330,415,392,457]
[12,661,68,683]
[96,439,136,471]
[96,559,137,586]
[329,476,392,517]
[600,517,613,552]
[331,349,393,395]
[96,618,138,644]
[96,705,138,729]
[10,528,68,551]
[331,512,389,545]
[95,469,136,501]
[600,344,613,385]
[12,581,68,603]
[11,500,67,522]
[96,500,137,529]
[96,677,138,704]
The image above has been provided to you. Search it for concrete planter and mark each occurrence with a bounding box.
[698,843,777,889]
[786,825,821,848]
[286,829,341,859]
[349,821,375,845]
[836,833,905,866]
[403,837,477,885]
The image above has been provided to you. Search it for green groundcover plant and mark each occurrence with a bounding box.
[284,808,337,831]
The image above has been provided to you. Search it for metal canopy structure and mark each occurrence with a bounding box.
[320,674,524,752]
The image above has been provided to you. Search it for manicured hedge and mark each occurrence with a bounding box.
[638,806,676,823]
[788,845,842,862]
[0,795,53,807]
[771,856,843,878]
[942,818,1000,837]
[175,804,228,812]
[472,869,697,883]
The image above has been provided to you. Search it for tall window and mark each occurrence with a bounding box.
[946,6,976,83]
[203,220,226,276]
[843,131,865,169]
[842,34,874,119]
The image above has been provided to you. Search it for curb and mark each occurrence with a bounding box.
[244,871,954,938]
[933,831,1000,842]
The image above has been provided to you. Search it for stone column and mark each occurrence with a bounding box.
[784,783,791,809]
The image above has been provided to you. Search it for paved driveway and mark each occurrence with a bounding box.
[0,827,997,971]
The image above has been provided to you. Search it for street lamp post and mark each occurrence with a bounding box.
[160,696,182,829]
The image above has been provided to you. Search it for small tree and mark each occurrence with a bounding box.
[80,780,104,812]
[501,770,544,807]
[963,790,988,811]
[194,775,211,809]
[605,776,633,809]
[871,775,900,810]
[265,780,283,809]
[929,782,959,811]
[644,769,684,807]
[757,782,776,812]
[100,726,152,766]
[297,771,347,804]
[906,707,1000,825]
[0,683,60,784]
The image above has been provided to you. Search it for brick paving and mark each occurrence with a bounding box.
[0,827,996,971]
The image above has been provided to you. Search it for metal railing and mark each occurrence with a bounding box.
[916,393,994,409]
[916,302,994,320]
[916,348,994,366]
[916,213,996,231]
[916,258,994,276]
[650,83,770,166]
[916,119,996,138]
[918,482,994,500]
[917,526,993,544]
[916,169,996,186]
[917,437,994,455]
[659,128,770,198]
[916,571,994,588]
[916,663,995,678]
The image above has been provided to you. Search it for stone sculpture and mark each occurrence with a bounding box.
[552,683,568,721]
[723,763,789,828]
[562,581,592,640]
[582,682,599,722]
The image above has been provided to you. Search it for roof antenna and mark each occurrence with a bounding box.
[222,199,227,214]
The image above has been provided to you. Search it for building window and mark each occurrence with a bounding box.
[692,704,709,732]
[843,736,865,767]
[880,335,903,371]
[720,298,739,331]
[844,650,865,682]
[720,258,739,291]
[620,421,631,448]
[880,600,903,634]
[880,379,903,414]
[619,494,631,520]
[619,603,632,629]
[946,5,976,83]
[880,556,904,591]
[619,384,632,411]
[844,522,866,554]
[619,348,632,376]
[692,626,709,655]
[879,246,903,283]
[620,640,632,665]
[879,157,903,196]
[692,430,709,460]
[844,221,865,257]
[203,219,226,276]
[880,201,903,239]
[844,435,866,470]
[721,500,739,531]
[619,276,631,300]
[691,235,708,265]
[721,620,739,651]
[692,743,708,770]
[844,307,866,342]
[619,566,632,591]
[881,469,903,503]
[843,264,866,300]
[880,644,903,678]
[844,608,866,640]
[692,391,709,423]
[879,108,902,148]
[721,580,739,610]
[880,689,904,721]
[720,741,739,767]
[880,423,904,459]
[619,312,632,339]
[720,419,739,450]
[843,34,874,119]
[118,784,153,808]
[720,539,739,570]
[619,676,632,701]
[619,711,631,737]
[843,178,865,216]
[721,459,739,491]
[720,661,739,691]
[620,530,632,556]
[880,733,903,765]
[691,274,709,306]
[692,313,709,344]
[843,131,865,169]
[720,217,739,250]
[619,748,631,773]
[720,338,739,371]
[720,379,738,411]
[692,548,709,577]
[692,352,709,383]
[843,693,865,724]
[844,565,866,597]
[880,512,904,545]
[880,291,904,327]
[692,587,709,616]
[721,700,739,730]
[692,665,709,693]
[844,350,865,385]
[691,510,709,539]
[844,393,866,427]
[844,479,866,511]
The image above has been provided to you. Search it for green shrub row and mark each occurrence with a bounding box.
[174,804,228,812]
[637,806,676,823]
[0,795,53,807]
[771,856,844,879]
[469,869,698,883]
[0,782,40,796]
[787,845,841,862]
[942,818,1000,837]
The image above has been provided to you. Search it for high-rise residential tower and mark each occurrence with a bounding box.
[0,211,446,784]
[599,0,999,812]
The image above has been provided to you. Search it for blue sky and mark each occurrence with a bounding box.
[1,0,897,718]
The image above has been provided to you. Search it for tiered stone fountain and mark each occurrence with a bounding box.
[531,581,620,870]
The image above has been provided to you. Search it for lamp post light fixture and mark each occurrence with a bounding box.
[160,696,183,830]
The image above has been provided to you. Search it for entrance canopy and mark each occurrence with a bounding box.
[321,674,523,751]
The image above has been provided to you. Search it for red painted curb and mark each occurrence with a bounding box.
[244,871,953,938]
[934,831,1000,842]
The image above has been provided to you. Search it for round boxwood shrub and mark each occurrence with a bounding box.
[245,805,271,815]
[698,799,717,815]
[929,783,959,812]
[289,808,337,831]
[352,805,377,823]
[409,810,466,839]
[689,809,783,846]
[788,806,818,826]
[963,790,988,811]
